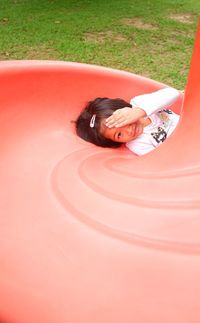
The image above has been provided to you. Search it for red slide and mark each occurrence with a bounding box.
[0,22,199,323]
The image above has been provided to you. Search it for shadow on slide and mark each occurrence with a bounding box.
[0,21,199,323]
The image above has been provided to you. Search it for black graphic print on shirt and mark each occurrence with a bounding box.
[159,109,173,114]
[151,127,167,143]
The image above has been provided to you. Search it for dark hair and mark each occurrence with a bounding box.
[76,97,132,148]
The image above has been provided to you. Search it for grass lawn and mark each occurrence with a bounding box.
[0,0,199,88]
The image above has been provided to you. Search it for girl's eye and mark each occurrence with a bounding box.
[117,132,122,139]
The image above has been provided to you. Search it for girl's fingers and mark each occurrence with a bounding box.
[106,111,123,121]
[105,116,125,128]
[115,121,127,127]
[106,114,121,123]
[106,121,117,128]
[106,113,125,123]
[105,107,133,128]
[105,116,113,124]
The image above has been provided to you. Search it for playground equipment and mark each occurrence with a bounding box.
[0,22,199,323]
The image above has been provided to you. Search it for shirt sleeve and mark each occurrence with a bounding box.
[126,142,156,156]
[130,87,180,116]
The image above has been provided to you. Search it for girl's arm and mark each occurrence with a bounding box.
[130,87,180,115]
[106,87,180,128]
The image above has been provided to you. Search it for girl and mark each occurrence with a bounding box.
[75,87,180,155]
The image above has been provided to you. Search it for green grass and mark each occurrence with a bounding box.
[0,0,199,88]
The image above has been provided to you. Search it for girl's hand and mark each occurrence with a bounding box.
[105,107,146,128]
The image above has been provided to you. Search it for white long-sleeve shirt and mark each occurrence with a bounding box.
[126,88,180,155]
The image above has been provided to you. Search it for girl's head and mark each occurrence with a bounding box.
[76,97,132,148]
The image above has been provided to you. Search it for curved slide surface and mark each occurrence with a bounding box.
[0,23,200,323]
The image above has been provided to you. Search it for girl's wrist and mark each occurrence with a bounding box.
[132,107,147,119]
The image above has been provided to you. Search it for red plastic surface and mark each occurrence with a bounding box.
[0,23,200,323]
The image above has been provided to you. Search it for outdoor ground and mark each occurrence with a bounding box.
[0,0,199,88]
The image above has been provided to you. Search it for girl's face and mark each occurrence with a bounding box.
[100,120,144,143]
